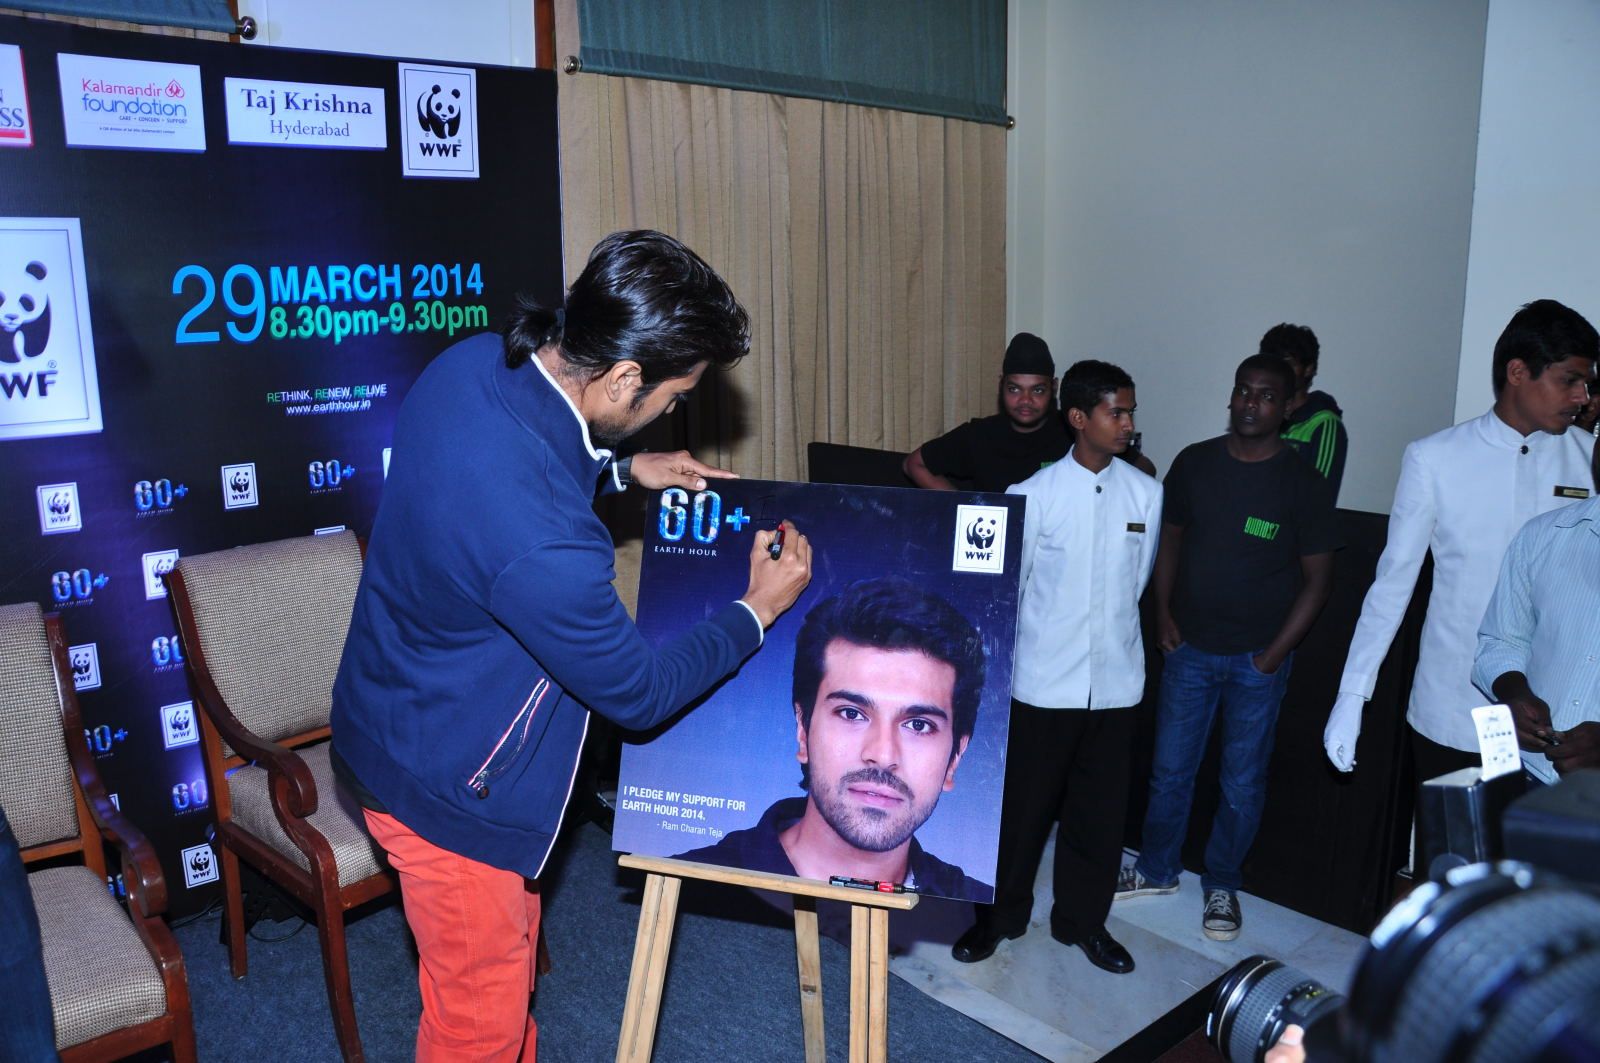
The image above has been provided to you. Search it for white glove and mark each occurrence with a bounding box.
[1324,692,1366,772]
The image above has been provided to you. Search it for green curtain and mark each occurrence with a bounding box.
[576,0,1006,126]
[5,0,235,33]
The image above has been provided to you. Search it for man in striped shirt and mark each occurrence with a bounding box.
[1261,323,1348,501]
[1474,445,1600,781]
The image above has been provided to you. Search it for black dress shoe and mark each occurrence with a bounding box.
[951,922,1023,963]
[1055,926,1135,974]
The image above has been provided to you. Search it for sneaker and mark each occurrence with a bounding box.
[1203,889,1241,940]
[1114,864,1179,900]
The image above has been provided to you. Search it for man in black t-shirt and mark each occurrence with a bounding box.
[903,332,1069,493]
[1114,354,1339,943]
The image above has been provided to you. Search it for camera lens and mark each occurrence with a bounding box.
[1345,863,1600,1063]
[1208,955,1344,1063]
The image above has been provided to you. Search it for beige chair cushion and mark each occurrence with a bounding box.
[0,602,77,850]
[30,864,167,1050]
[228,741,388,887]
[175,531,363,755]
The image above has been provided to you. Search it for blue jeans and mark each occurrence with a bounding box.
[0,804,58,1060]
[1134,643,1294,894]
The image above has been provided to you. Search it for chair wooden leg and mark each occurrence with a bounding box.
[220,844,248,979]
[168,1013,199,1063]
[315,911,365,1062]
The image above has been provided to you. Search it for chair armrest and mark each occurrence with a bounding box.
[99,802,171,921]
[259,742,320,819]
[47,614,171,917]
[62,716,170,919]
[190,666,321,817]
[165,568,320,818]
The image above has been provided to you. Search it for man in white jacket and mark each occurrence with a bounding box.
[950,360,1161,973]
[1325,300,1597,791]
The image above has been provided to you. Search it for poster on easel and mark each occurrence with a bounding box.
[0,15,563,912]
[614,478,1022,904]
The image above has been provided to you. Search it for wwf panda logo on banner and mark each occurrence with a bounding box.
[0,218,102,441]
[142,548,179,599]
[68,642,101,690]
[180,842,218,888]
[35,480,81,534]
[220,461,259,509]
[398,62,478,179]
[161,700,198,749]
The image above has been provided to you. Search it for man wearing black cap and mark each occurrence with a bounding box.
[903,332,1070,493]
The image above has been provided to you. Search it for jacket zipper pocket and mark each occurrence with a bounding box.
[467,677,549,799]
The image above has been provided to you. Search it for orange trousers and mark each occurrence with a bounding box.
[365,809,541,1062]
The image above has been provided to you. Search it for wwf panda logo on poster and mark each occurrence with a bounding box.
[0,218,102,441]
[952,504,1008,574]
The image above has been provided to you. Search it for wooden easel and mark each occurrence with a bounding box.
[614,854,919,1063]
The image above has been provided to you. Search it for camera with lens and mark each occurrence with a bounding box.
[1207,769,1600,1062]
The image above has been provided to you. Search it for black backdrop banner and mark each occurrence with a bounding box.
[0,15,564,913]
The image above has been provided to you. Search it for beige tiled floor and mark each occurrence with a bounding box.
[884,836,1368,1062]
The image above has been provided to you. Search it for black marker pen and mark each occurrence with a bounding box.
[769,521,787,560]
[829,875,915,894]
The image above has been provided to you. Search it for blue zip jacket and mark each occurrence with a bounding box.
[331,332,762,878]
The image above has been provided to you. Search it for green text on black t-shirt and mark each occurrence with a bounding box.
[1163,437,1341,655]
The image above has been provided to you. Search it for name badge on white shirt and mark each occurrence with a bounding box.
[1555,485,1591,499]
[1471,704,1521,780]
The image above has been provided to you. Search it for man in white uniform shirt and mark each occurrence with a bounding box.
[1474,443,1600,782]
[951,360,1162,973]
[1325,300,1598,792]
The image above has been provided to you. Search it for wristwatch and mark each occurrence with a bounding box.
[614,455,633,488]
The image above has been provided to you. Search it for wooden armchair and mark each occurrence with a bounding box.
[165,531,394,1062]
[0,602,196,1062]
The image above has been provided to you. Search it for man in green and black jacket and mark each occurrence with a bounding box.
[1261,322,1348,501]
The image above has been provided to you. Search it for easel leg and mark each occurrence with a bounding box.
[848,904,890,1063]
[868,907,889,1062]
[849,904,869,1063]
[794,896,826,1063]
[616,872,682,1063]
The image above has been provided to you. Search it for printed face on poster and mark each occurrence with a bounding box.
[614,479,1023,903]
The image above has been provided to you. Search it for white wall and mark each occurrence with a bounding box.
[1009,0,1489,514]
[241,0,536,67]
[1453,0,1600,422]
[1005,0,1048,343]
